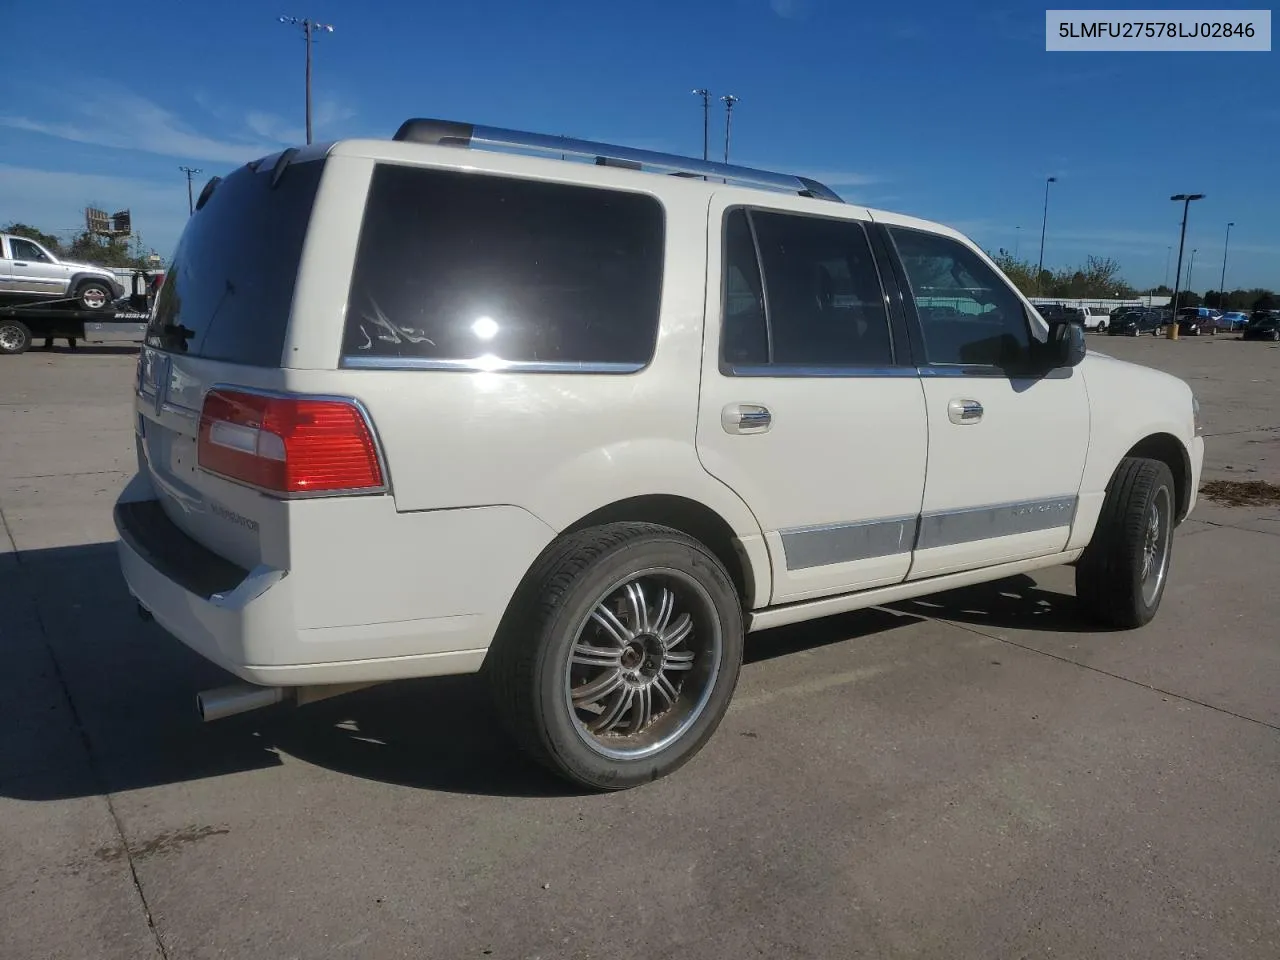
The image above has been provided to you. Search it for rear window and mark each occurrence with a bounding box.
[147,158,324,366]
[341,164,665,370]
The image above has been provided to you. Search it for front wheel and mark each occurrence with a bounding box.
[1076,457,1176,628]
[76,280,113,311]
[0,318,33,355]
[487,522,744,790]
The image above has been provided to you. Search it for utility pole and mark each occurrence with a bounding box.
[692,89,711,162]
[1036,176,1057,292]
[1168,193,1205,339]
[1219,221,1235,303]
[279,16,334,144]
[721,94,739,164]
[1014,225,1021,259]
[179,166,202,215]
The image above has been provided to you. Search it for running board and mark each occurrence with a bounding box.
[747,550,1083,632]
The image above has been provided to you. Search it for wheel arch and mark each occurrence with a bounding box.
[1123,433,1192,521]
[562,495,761,610]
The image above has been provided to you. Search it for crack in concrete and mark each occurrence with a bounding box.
[2,505,170,960]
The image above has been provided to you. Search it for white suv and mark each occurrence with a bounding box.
[116,120,1204,790]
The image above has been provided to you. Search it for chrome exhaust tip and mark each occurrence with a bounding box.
[196,684,287,722]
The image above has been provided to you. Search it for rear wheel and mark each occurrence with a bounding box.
[1076,457,1176,629]
[0,318,32,355]
[487,522,743,790]
[76,280,113,311]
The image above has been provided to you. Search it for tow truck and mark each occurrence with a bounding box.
[0,271,155,355]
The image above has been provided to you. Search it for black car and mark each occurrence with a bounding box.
[1242,312,1280,341]
[1107,310,1166,336]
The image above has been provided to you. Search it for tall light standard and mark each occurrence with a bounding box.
[1164,245,1172,289]
[721,94,739,163]
[1219,221,1235,304]
[692,89,711,162]
[279,16,334,144]
[1169,193,1205,337]
[1036,176,1057,292]
[178,166,202,216]
[1014,225,1021,259]
[1187,248,1198,292]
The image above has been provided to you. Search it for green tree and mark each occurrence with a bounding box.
[990,249,1037,295]
[2,222,63,253]
[64,233,149,269]
[1254,292,1277,312]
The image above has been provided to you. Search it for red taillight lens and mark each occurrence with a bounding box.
[198,389,383,495]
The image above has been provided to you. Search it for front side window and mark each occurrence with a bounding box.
[9,238,49,262]
[890,227,1031,368]
[343,165,665,369]
[720,208,894,370]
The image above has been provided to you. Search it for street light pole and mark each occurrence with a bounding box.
[721,94,739,164]
[1014,225,1021,259]
[279,16,334,144]
[1219,221,1235,304]
[1164,245,1172,289]
[692,89,710,162]
[1036,176,1057,292]
[178,166,202,215]
[1169,193,1205,339]
[1187,248,1197,291]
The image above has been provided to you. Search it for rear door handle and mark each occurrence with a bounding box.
[722,403,772,434]
[947,398,983,424]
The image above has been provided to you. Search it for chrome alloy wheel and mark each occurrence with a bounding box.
[564,569,722,761]
[1140,485,1172,606]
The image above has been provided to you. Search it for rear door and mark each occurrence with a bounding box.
[0,237,12,293]
[876,220,1090,580]
[135,156,327,570]
[696,195,928,605]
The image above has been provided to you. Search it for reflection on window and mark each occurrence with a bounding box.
[890,227,1030,367]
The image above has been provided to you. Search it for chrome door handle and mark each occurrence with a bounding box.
[722,403,772,434]
[947,398,983,424]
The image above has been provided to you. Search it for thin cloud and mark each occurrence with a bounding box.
[770,0,812,20]
[0,87,298,163]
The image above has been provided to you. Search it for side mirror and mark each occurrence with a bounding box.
[1044,318,1087,369]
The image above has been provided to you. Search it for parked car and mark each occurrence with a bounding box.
[1175,306,1222,336]
[0,234,125,311]
[1243,311,1280,341]
[1216,311,1250,331]
[1035,303,1085,325]
[114,119,1204,789]
[1108,310,1166,336]
[1081,306,1113,332]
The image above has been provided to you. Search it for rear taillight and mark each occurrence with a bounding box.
[198,389,384,496]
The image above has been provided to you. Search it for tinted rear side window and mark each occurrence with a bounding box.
[342,165,665,369]
[147,159,323,366]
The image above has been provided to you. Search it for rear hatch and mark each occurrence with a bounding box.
[134,154,331,571]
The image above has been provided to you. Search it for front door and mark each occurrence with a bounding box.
[696,196,928,605]
[877,220,1090,579]
[6,237,66,296]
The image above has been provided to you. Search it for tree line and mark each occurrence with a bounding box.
[3,222,158,270]
[989,249,1276,311]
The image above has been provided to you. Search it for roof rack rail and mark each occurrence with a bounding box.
[392,118,844,203]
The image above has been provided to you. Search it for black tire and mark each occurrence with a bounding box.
[1076,457,1177,629]
[0,318,33,355]
[75,280,113,311]
[487,522,744,790]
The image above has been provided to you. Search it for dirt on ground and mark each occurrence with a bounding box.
[1200,479,1280,507]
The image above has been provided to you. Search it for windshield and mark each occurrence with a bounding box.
[146,158,324,366]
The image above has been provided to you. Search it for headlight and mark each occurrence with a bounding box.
[1192,395,1202,436]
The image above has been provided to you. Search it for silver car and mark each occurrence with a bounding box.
[0,233,125,310]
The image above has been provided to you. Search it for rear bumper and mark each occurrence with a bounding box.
[114,473,555,686]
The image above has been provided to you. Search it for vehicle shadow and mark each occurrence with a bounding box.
[29,344,140,356]
[891,572,1111,634]
[0,542,1092,804]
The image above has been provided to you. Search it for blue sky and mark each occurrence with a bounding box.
[2,1,1276,290]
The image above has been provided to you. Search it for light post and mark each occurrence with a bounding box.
[279,16,334,144]
[1164,245,1172,289]
[1219,221,1234,305]
[1014,225,1021,259]
[692,89,710,162]
[721,94,739,163]
[1168,193,1205,339]
[1036,176,1057,292]
[178,166,202,216]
